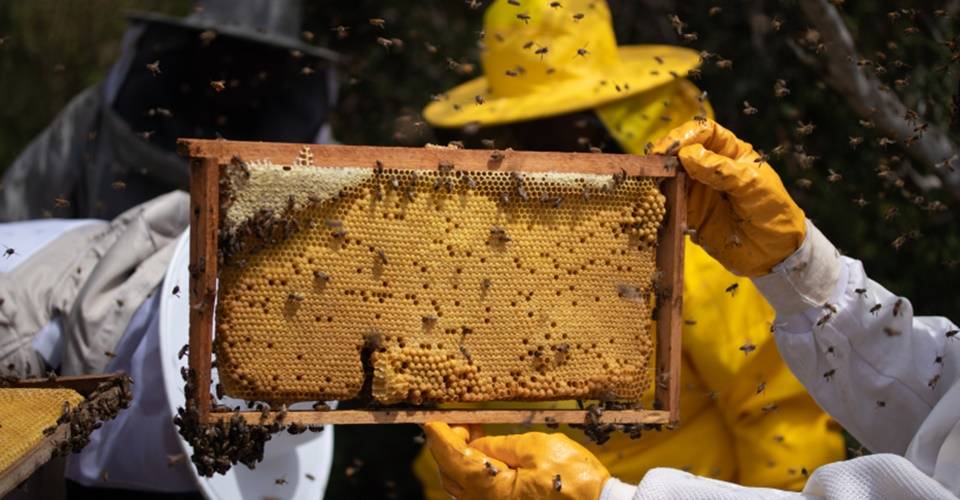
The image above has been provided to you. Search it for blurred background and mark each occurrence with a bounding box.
[1,0,957,497]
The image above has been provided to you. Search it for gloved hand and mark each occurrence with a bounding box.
[423,422,611,500]
[653,119,806,276]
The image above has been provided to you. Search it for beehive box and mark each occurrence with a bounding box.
[181,139,685,426]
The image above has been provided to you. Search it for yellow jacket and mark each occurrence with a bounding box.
[414,80,844,496]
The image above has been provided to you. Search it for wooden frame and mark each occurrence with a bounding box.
[179,139,685,426]
[0,374,123,497]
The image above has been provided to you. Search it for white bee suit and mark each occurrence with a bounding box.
[601,223,960,500]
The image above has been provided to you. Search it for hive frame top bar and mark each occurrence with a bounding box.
[177,139,680,177]
[180,138,685,426]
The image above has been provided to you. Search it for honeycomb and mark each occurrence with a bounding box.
[215,149,665,404]
[0,388,84,472]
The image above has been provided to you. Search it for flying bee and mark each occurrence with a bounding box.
[376,248,388,265]
[553,474,562,492]
[178,344,189,360]
[742,101,758,115]
[756,382,766,394]
[572,12,584,21]
[550,1,562,7]
[725,283,739,296]
[275,477,288,485]
[462,174,477,189]
[313,270,331,283]
[104,350,117,359]
[823,369,836,381]
[481,278,492,291]
[331,25,350,39]
[481,138,496,149]
[422,315,438,326]
[795,121,815,136]
[389,176,400,189]
[517,13,531,24]
[947,329,959,339]
[761,403,778,413]
[773,79,790,98]
[892,298,904,316]
[576,44,590,58]
[369,18,386,29]
[146,60,161,75]
[715,58,733,70]
[535,45,549,60]
[209,80,226,92]
[2,246,16,258]
[376,37,394,50]
[287,292,305,303]
[929,374,940,389]
[484,461,499,476]
[869,303,882,315]
[854,288,867,297]
[883,326,901,337]
[490,150,506,162]
[739,342,756,355]
[54,196,70,208]
[475,95,485,105]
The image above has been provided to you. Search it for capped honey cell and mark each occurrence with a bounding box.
[215,155,664,404]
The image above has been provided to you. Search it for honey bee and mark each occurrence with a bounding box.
[947,329,958,339]
[576,45,590,58]
[756,382,766,394]
[146,60,161,76]
[795,121,815,136]
[376,249,388,265]
[481,278,492,292]
[739,342,756,355]
[929,374,940,389]
[823,369,836,381]
[516,13,531,24]
[331,25,350,39]
[892,298,904,317]
[369,18,386,29]
[490,226,511,243]
[572,12,584,22]
[725,283,739,296]
[210,80,226,92]
[2,246,17,258]
[869,303,882,315]
[550,1,562,8]
[761,403,779,413]
[484,461,499,476]
[104,350,117,358]
[287,292,305,303]
[854,288,867,297]
[742,101,758,115]
[54,196,70,208]
[883,326,901,337]
[553,474,562,492]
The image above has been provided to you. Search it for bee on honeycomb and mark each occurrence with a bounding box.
[215,152,665,405]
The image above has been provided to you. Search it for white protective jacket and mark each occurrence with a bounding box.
[602,221,960,499]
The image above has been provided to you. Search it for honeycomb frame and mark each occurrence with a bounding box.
[180,138,685,426]
[0,373,127,497]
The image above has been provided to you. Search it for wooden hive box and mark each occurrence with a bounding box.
[180,139,685,426]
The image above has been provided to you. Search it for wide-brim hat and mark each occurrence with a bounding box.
[127,0,340,63]
[423,0,700,128]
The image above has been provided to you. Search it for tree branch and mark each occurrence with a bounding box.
[798,0,960,200]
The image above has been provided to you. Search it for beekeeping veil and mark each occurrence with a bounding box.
[0,0,340,221]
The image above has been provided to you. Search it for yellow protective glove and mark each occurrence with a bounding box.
[653,119,806,277]
[423,422,611,500]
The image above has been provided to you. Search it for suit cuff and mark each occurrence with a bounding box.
[751,220,841,317]
[600,478,637,500]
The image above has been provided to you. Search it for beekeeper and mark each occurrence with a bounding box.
[415,0,843,494]
[0,1,339,497]
[425,119,960,499]
[0,0,338,222]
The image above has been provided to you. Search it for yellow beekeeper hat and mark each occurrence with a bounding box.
[423,0,702,128]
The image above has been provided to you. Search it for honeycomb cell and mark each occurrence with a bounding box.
[215,156,665,404]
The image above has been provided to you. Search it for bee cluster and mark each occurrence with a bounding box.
[213,157,666,406]
[0,375,132,473]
